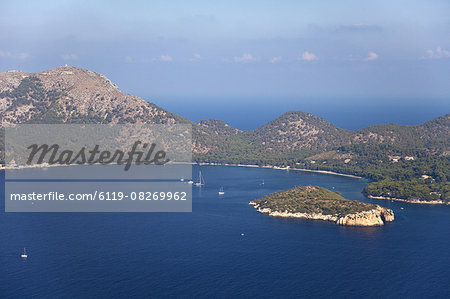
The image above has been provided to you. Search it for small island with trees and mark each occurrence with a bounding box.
[250,185,394,226]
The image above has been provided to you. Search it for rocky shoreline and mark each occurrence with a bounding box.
[249,202,395,226]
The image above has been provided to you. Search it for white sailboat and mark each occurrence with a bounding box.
[218,187,225,195]
[261,179,265,186]
[21,248,28,259]
[195,171,205,186]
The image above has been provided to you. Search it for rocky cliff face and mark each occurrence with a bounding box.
[249,202,394,226]
[335,206,394,226]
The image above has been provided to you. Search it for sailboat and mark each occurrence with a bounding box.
[218,187,225,195]
[21,248,28,259]
[261,179,265,186]
[195,171,205,186]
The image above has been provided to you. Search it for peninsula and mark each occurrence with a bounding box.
[250,185,394,226]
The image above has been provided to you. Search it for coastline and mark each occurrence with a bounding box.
[0,160,197,171]
[3,162,446,206]
[199,163,449,205]
[290,168,362,179]
[197,162,363,179]
[368,195,449,205]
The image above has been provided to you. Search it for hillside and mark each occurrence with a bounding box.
[0,67,181,125]
[0,67,225,155]
[247,111,353,151]
[353,114,450,151]
[199,119,241,136]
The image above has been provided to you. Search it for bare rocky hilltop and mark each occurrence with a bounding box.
[0,66,178,126]
[250,185,394,226]
[0,66,220,154]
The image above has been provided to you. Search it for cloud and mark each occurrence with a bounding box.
[269,56,282,63]
[423,47,450,59]
[189,54,201,62]
[160,55,173,62]
[0,51,30,59]
[233,53,257,63]
[61,53,78,60]
[364,51,378,61]
[124,56,134,63]
[299,51,318,61]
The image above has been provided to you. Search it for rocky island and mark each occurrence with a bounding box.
[250,185,394,226]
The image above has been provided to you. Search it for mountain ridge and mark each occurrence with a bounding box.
[0,66,448,156]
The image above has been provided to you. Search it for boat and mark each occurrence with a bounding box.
[195,171,205,187]
[180,178,184,182]
[218,187,225,195]
[21,248,27,259]
[261,179,265,186]
[187,180,194,184]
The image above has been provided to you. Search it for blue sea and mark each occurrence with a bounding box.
[150,96,450,130]
[1,165,449,298]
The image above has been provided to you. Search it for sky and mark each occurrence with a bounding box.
[0,0,449,127]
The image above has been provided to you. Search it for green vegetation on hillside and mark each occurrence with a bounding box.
[0,76,64,123]
[251,185,376,216]
[297,144,450,202]
[195,113,449,203]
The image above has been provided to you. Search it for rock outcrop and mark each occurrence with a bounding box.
[335,206,394,226]
[249,202,394,227]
